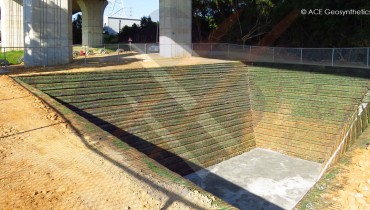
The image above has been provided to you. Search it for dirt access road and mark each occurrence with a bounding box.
[0,75,218,209]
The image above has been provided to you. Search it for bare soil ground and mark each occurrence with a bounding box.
[0,75,219,209]
[298,129,370,210]
[6,53,233,76]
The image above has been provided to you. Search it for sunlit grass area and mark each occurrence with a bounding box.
[0,50,23,65]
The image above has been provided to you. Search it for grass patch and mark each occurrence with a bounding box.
[323,167,340,180]
[296,152,351,209]
[144,158,184,184]
[0,50,23,65]
[338,155,350,165]
[58,106,73,115]
[297,188,323,210]
[84,123,97,132]
[112,139,130,151]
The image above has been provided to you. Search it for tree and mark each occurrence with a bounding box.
[72,14,82,44]
[117,16,158,43]
[192,0,370,47]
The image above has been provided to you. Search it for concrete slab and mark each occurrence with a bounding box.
[185,148,322,210]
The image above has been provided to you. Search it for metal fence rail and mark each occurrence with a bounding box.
[1,43,369,69]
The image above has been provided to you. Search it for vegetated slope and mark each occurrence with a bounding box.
[18,63,256,176]
[249,66,370,163]
[0,75,228,210]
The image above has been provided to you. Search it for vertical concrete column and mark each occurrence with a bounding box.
[0,0,24,50]
[23,0,72,66]
[76,0,107,47]
[159,0,192,58]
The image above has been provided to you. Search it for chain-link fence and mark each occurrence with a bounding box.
[192,43,370,69]
[71,44,160,65]
[0,44,156,66]
[1,43,369,69]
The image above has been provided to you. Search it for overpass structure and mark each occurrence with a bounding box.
[0,0,191,66]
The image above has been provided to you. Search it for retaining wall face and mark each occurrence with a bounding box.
[249,66,369,163]
[18,63,256,176]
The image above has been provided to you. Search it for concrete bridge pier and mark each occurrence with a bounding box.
[76,0,107,47]
[2,0,191,65]
[23,0,72,66]
[159,0,192,58]
[0,0,24,50]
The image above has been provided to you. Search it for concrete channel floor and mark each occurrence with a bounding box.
[185,148,322,210]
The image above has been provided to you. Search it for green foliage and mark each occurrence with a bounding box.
[72,14,82,44]
[324,168,340,180]
[0,50,24,65]
[103,34,119,44]
[84,123,96,132]
[113,139,130,151]
[205,16,218,29]
[117,16,159,43]
[144,158,183,184]
[192,0,370,47]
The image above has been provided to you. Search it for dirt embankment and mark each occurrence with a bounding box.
[322,146,370,210]
[0,75,217,209]
[299,133,370,210]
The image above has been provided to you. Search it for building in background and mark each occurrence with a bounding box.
[104,17,140,35]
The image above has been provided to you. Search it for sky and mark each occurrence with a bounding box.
[104,0,159,21]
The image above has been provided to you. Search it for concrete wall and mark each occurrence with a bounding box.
[23,0,72,66]
[2,0,193,65]
[76,0,107,47]
[0,0,23,50]
[159,0,192,58]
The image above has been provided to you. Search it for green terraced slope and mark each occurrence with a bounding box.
[18,63,256,176]
[17,63,370,175]
[249,66,370,163]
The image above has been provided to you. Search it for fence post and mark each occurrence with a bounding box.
[145,43,147,54]
[331,48,335,66]
[367,48,369,68]
[272,47,275,62]
[300,48,303,64]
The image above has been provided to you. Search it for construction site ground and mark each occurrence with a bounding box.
[297,127,370,210]
[0,55,231,209]
[0,53,369,209]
